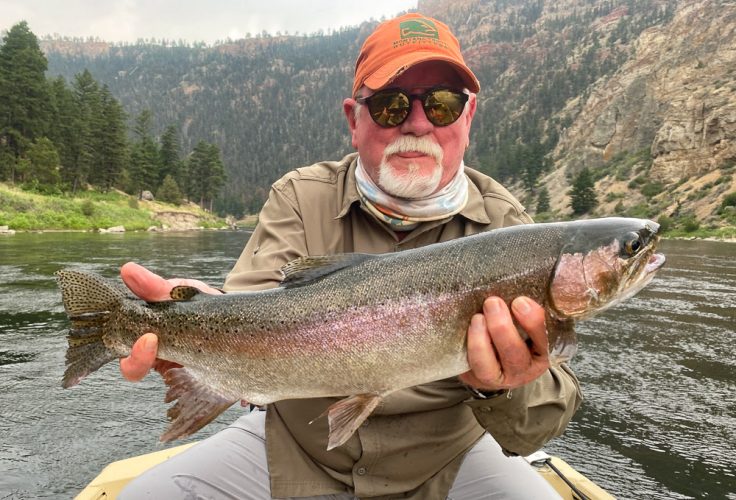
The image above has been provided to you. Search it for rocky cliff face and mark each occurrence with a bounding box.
[549,0,736,220]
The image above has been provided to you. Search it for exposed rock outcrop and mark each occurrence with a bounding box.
[153,211,203,231]
[548,0,736,216]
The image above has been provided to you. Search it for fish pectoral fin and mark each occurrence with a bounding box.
[320,393,383,451]
[159,367,238,442]
[169,286,202,301]
[547,317,578,365]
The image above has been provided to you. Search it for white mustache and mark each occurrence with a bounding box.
[383,136,444,163]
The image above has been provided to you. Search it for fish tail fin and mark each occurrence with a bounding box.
[160,367,238,441]
[56,270,127,388]
[316,393,384,451]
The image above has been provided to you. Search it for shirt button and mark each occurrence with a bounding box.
[362,419,370,427]
[356,467,367,476]
[481,407,492,413]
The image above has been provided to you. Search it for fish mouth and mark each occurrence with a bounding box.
[646,253,666,273]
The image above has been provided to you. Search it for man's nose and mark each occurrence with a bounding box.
[399,99,433,136]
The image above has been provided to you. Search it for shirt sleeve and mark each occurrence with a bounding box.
[464,363,583,456]
[223,181,307,292]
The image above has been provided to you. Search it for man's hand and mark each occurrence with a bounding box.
[118,262,222,382]
[459,296,550,392]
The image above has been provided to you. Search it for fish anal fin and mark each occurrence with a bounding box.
[547,316,578,365]
[159,367,238,442]
[170,286,202,301]
[321,393,383,451]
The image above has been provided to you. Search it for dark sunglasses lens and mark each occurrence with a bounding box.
[423,90,466,126]
[367,91,410,127]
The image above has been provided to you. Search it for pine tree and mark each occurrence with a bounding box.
[186,140,226,210]
[569,168,598,215]
[69,69,102,192]
[25,137,61,191]
[159,125,182,186]
[156,174,183,205]
[128,110,160,198]
[96,85,128,191]
[536,186,550,213]
[47,76,80,185]
[0,21,50,181]
[204,143,226,211]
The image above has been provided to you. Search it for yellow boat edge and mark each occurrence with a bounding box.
[75,443,614,500]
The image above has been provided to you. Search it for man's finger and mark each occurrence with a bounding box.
[121,262,173,302]
[120,333,158,381]
[463,312,504,388]
[510,296,549,360]
[483,296,530,369]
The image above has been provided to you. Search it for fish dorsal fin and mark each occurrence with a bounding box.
[315,393,384,450]
[159,366,238,442]
[170,286,202,301]
[280,253,376,287]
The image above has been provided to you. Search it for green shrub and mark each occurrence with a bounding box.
[627,175,647,189]
[657,215,672,233]
[605,192,623,202]
[681,215,700,233]
[156,175,183,205]
[625,203,654,218]
[714,175,732,186]
[128,197,139,209]
[641,182,664,198]
[81,199,95,217]
[721,191,736,209]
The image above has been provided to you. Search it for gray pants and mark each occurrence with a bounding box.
[120,411,560,499]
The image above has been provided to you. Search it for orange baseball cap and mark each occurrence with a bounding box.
[352,13,480,97]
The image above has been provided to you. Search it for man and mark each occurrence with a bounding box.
[120,13,581,499]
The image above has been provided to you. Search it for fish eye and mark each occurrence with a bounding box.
[623,233,642,256]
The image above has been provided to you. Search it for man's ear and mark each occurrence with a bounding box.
[343,98,359,148]
[465,93,477,124]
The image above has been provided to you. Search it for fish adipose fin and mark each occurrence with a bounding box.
[160,367,238,442]
[280,253,377,287]
[56,270,127,388]
[318,393,383,451]
[170,285,202,301]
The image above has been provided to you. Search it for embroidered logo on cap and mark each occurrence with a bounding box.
[394,18,448,50]
[399,19,439,40]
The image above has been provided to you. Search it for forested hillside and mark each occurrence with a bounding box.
[0,22,226,214]
[23,0,736,230]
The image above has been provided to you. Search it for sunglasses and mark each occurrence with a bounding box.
[355,87,469,128]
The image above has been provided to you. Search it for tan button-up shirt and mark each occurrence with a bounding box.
[223,153,582,499]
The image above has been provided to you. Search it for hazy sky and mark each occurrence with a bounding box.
[1,0,418,44]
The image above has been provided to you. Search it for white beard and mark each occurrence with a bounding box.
[377,136,444,199]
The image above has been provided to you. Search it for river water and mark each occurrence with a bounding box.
[0,231,734,499]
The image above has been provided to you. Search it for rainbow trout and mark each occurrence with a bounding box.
[57,217,665,450]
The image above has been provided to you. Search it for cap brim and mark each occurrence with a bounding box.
[362,51,480,93]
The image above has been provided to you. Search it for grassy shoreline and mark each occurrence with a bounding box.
[1,182,733,239]
[0,183,228,232]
